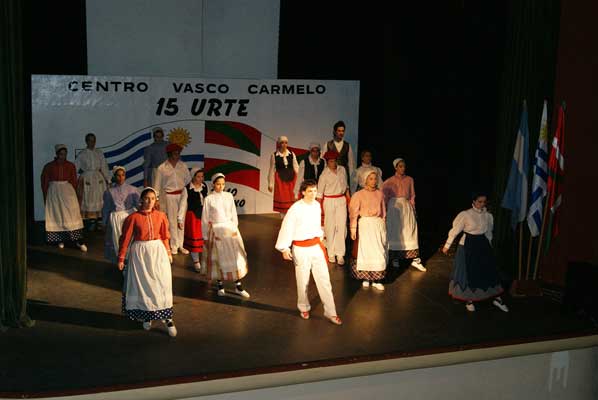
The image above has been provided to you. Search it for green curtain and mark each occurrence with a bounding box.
[0,0,33,330]
[492,0,561,278]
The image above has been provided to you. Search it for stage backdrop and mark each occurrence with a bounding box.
[31,75,359,220]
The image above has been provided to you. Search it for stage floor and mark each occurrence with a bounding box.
[2,214,597,397]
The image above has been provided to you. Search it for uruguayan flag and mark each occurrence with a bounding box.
[527,101,549,236]
[102,128,204,187]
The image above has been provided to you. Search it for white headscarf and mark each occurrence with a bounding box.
[393,158,405,169]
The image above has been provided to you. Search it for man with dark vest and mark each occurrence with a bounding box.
[323,121,355,190]
[295,142,326,198]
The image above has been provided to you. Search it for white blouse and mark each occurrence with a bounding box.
[201,191,238,238]
[316,166,348,198]
[444,207,494,248]
[275,199,324,253]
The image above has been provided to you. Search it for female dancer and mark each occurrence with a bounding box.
[177,167,208,271]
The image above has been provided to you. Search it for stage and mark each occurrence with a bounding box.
[1,214,597,398]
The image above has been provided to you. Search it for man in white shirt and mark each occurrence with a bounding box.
[275,179,342,325]
[317,150,349,266]
[153,143,191,255]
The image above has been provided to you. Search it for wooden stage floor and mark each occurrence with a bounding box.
[1,214,596,397]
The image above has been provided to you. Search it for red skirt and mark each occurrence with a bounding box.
[183,211,204,253]
[273,172,296,213]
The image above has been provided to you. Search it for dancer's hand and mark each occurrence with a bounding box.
[441,246,449,255]
[351,232,356,241]
[169,254,173,263]
[117,261,125,271]
[282,250,293,260]
[268,185,273,193]
[177,222,184,230]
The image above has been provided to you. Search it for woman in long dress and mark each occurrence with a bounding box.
[75,132,110,231]
[382,158,426,271]
[441,193,509,313]
[41,144,87,252]
[201,173,250,298]
[349,170,387,291]
[117,187,177,337]
[177,167,208,271]
[102,166,140,263]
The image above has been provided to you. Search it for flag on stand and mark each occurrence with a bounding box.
[527,100,549,236]
[501,101,530,230]
[544,103,565,252]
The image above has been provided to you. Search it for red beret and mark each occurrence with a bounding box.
[323,150,339,160]
[166,143,183,153]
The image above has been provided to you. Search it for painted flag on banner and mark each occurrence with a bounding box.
[203,158,260,191]
[501,101,530,230]
[544,104,565,253]
[205,121,262,156]
[527,100,549,236]
[101,129,204,187]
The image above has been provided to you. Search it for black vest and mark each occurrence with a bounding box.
[303,158,326,181]
[326,140,350,168]
[275,152,296,182]
[185,183,208,218]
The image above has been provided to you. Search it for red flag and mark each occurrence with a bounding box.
[544,104,565,252]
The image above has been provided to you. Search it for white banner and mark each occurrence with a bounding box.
[32,75,360,220]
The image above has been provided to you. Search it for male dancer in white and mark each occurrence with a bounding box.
[275,179,342,325]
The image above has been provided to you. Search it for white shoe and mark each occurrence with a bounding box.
[235,288,250,298]
[165,320,177,337]
[336,256,345,265]
[193,261,202,272]
[58,242,65,249]
[466,302,475,312]
[492,299,509,312]
[217,288,226,296]
[179,247,190,255]
[142,321,152,331]
[78,243,88,253]
[362,280,370,288]
[171,248,178,255]
[411,260,426,271]
[372,282,385,291]
[328,256,335,263]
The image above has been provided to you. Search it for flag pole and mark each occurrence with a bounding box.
[518,222,523,280]
[525,231,533,280]
[532,194,550,279]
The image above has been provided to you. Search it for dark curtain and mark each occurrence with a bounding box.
[492,0,561,277]
[0,0,33,329]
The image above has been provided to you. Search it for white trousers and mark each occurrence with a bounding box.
[322,196,347,258]
[292,244,337,318]
[164,193,184,250]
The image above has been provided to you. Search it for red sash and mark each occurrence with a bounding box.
[292,237,329,263]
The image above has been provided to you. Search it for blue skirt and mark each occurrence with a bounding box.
[448,233,503,302]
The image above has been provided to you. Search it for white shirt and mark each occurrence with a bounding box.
[267,149,299,188]
[75,148,110,181]
[201,191,238,238]
[317,166,348,198]
[350,164,383,193]
[275,199,324,253]
[153,159,191,195]
[444,207,494,248]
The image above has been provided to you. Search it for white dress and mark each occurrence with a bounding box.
[201,191,248,281]
[75,148,110,213]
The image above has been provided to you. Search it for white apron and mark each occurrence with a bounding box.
[202,221,248,281]
[356,216,388,271]
[386,197,419,251]
[45,181,84,232]
[80,170,107,212]
[124,240,173,311]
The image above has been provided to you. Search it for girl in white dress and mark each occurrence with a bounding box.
[201,173,250,298]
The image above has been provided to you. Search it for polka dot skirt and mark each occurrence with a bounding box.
[121,295,173,322]
[46,229,84,244]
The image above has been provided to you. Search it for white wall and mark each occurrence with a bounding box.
[86,0,279,78]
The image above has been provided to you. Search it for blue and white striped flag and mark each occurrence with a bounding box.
[501,100,530,230]
[100,129,204,187]
[527,101,549,236]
